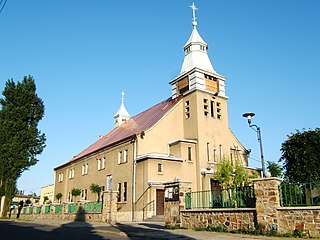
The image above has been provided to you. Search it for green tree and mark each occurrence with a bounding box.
[280,128,320,182]
[0,76,46,217]
[215,157,233,188]
[71,188,81,202]
[90,183,102,202]
[267,161,283,178]
[43,196,49,204]
[233,160,249,187]
[55,193,63,203]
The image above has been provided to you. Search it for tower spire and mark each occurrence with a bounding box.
[114,91,130,128]
[170,3,227,99]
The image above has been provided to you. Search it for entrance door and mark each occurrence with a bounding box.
[156,189,164,215]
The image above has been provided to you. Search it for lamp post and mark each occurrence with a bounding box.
[242,112,266,177]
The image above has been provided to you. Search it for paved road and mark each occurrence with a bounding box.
[0,219,297,240]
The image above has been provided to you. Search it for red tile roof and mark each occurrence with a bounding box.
[55,97,182,169]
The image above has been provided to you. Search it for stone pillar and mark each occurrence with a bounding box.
[253,177,282,231]
[102,191,118,224]
[164,180,192,227]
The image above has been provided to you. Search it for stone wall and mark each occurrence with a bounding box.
[165,178,320,238]
[18,210,103,222]
[252,177,282,231]
[278,207,320,238]
[180,209,256,230]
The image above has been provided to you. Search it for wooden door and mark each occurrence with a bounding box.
[156,189,164,215]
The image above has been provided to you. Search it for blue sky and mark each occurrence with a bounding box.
[1,1,319,195]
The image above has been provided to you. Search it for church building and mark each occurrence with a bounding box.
[54,4,259,222]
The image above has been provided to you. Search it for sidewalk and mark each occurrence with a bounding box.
[27,219,297,240]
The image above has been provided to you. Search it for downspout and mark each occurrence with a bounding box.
[132,135,137,221]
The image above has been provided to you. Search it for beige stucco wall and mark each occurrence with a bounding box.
[40,184,54,204]
[53,88,249,221]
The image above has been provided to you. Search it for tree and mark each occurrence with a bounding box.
[71,188,81,202]
[43,196,49,204]
[280,128,320,182]
[0,76,46,217]
[90,183,102,202]
[215,157,233,188]
[267,161,283,178]
[55,193,63,203]
[233,160,249,187]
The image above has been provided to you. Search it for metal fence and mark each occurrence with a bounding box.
[279,182,320,207]
[185,186,255,209]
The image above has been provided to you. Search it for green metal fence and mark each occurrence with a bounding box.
[55,205,63,213]
[44,205,51,213]
[185,186,255,209]
[279,182,320,207]
[68,203,79,213]
[36,206,41,214]
[84,202,102,213]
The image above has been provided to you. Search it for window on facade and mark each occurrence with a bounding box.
[82,164,88,175]
[204,99,209,116]
[219,145,223,160]
[106,175,112,191]
[124,150,128,163]
[69,169,75,179]
[123,182,127,202]
[118,151,122,164]
[188,147,192,161]
[97,159,101,171]
[210,101,215,118]
[157,163,163,173]
[102,157,105,169]
[207,143,211,162]
[117,183,122,202]
[97,159,101,170]
[185,100,190,119]
[58,173,64,182]
[178,77,189,95]
[217,102,222,120]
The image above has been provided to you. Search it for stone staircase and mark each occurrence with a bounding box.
[143,215,164,223]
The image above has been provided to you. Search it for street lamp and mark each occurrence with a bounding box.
[242,112,266,177]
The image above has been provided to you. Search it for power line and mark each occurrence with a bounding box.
[0,0,8,15]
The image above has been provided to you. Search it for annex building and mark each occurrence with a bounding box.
[54,5,260,222]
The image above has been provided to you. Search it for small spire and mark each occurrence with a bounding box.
[190,2,198,27]
[114,91,130,128]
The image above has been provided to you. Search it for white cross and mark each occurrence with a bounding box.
[121,91,125,103]
[190,3,198,22]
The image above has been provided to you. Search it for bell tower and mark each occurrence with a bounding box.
[170,3,227,99]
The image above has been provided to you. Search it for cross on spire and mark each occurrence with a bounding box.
[190,2,198,26]
[121,91,125,103]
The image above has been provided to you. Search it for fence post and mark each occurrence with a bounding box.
[252,177,282,231]
[102,191,118,224]
[164,180,192,227]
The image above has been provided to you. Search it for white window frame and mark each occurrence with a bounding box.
[123,150,128,163]
[118,151,122,164]
[97,159,101,170]
[102,157,105,169]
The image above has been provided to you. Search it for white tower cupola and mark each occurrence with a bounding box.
[170,3,227,99]
[114,91,130,128]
